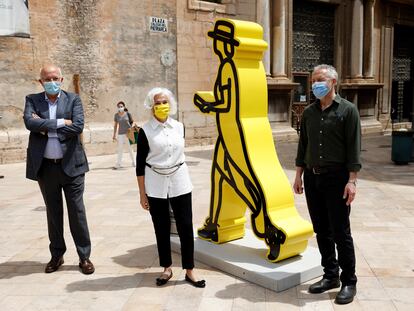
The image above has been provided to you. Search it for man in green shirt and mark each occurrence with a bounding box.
[294,64,361,305]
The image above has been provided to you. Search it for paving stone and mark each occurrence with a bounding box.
[0,135,413,309]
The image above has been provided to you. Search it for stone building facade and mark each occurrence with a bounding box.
[1,0,413,163]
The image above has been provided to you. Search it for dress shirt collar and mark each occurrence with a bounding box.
[315,94,342,111]
[44,91,61,104]
[149,116,173,129]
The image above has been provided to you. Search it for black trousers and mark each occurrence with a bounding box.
[37,160,91,260]
[304,168,357,285]
[148,192,194,269]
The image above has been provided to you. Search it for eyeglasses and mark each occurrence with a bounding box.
[41,77,61,82]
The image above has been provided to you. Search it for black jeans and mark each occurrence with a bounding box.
[148,192,194,269]
[304,168,357,285]
[37,160,91,260]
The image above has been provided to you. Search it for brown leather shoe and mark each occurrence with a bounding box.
[45,256,64,273]
[79,258,95,274]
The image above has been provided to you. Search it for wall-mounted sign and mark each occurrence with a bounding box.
[0,0,30,37]
[149,16,168,33]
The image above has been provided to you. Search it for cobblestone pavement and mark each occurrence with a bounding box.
[0,135,413,310]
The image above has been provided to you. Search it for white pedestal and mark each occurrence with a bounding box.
[171,229,323,292]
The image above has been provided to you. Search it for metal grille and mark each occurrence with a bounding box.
[392,58,411,82]
[392,24,414,122]
[292,0,335,72]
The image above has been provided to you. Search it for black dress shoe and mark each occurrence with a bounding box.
[79,259,95,274]
[45,256,64,273]
[308,278,340,293]
[185,274,206,288]
[335,285,356,304]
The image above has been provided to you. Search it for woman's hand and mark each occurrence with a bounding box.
[112,136,117,142]
[140,193,149,210]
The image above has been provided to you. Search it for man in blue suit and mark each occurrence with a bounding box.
[23,64,94,274]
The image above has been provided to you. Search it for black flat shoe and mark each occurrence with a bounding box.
[156,270,173,286]
[308,278,340,293]
[335,285,356,304]
[185,274,206,288]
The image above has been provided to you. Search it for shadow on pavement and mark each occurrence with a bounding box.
[112,245,158,268]
[66,272,159,292]
[0,260,79,279]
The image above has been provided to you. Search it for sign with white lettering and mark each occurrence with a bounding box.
[149,16,168,33]
[0,0,30,37]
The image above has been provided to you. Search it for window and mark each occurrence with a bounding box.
[188,0,236,15]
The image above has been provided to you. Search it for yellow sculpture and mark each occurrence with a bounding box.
[193,19,313,262]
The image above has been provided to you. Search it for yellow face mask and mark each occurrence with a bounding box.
[154,103,170,120]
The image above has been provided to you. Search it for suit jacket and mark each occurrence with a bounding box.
[23,90,89,181]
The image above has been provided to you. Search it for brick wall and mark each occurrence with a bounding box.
[0,0,177,163]
[0,0,257,163]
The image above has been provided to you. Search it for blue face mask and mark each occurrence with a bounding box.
[312,81,331,99]
[43,81,61,95]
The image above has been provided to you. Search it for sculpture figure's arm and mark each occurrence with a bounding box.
[194,63,233,114]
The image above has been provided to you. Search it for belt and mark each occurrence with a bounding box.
[44,158,62,164]
[146,162,184,175]
[306,165,345,175]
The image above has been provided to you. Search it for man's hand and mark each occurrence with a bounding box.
[343,183,356,206]
[293,167,304,194]
[293,176,304,194]
[31,113,46,135]
[64,119,72,126]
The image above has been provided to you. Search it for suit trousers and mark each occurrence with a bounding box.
[37,160,91,260]
[304,168,357,285]
[148,192,194,269]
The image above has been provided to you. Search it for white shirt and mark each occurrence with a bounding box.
[142,117,193,199]
[44,92,65,159]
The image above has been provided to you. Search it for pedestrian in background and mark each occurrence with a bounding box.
[113,101,135,169]
[294,64,361,304]
[136,87,205,288]
[23,64,94,275]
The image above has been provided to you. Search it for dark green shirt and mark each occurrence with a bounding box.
[295,94,362,172]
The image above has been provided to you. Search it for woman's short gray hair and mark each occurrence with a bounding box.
[313,64,338,81]
[144,87,177,115]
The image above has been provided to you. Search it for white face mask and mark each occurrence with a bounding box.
[118,107,124,112]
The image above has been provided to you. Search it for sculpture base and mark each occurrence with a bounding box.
[171,229,323,292]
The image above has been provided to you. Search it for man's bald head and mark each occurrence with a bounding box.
[39,64,62,81]
[38,64,64,97]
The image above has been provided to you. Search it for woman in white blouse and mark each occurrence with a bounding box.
[136,88,205,288]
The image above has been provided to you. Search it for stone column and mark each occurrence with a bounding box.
[363,0,375,79]
[257,0,271,75]
[272,0,287,78]
[350,0,364,79]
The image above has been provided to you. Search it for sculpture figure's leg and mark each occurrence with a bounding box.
[224,158,287,261]
[197,142,247,243]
